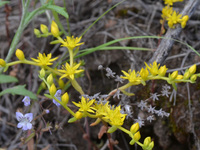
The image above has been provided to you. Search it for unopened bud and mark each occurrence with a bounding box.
[148,141,154,149]
[133,131,141,141]
[143,137,151,147]
[40,24,48,34]
[0,59,6,67]
[39,68,45,78]
[51,21,59,37]
[170,71,178,79]
[189,64,196,75]
[130,122,139,134]
[49,84,56,96]
[34,28,41,37]
[183,71,190,80]
[61,92,69,105]
[58,79,65,89]
[16,49,25,60]
[74,111,83,119]
[158,65,167,76]
[190,74,197,82]
[47,74,53,85]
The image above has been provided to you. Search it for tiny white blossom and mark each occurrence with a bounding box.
[147,105,156,114]
[98,65,103,70]
[138,100,147,110]
[113,90,122,99]
[155,108,165,117]
[105,67,116,78]
[150,93,159,101]
[114,75,124,83]
[146,115,155,123]
[161,84,171,97]
[134,117,144,127]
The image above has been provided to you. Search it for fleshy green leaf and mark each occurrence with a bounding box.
[0,74,18,83]
[0,85,37,100]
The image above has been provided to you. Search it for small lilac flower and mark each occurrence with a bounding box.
[16,112,33,131]
[22,96,31,106]
[53,90,62,106]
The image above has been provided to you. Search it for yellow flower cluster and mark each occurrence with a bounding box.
[120,61,197,91]
[161,0,189,28]
[71,96,153,149]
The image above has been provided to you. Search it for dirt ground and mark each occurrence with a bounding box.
[1,0,200,150]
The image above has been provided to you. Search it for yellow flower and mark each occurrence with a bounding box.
[61,36,84,50]
[58,62,84,80]
[162,6,173,19]
[167,11,182,28]
[145,61,160,76]
[158,65,168,76]
[121,69,141,84]
[103,105,126,126]
[73,96,96,113]
[31,53,58,67]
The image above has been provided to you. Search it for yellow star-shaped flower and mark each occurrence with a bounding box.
[61,36,84,50]
[73,97,96,113]
[31,53,58,67]
[58,62,84,80]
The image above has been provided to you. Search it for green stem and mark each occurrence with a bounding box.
[118,126,133,138]
[119,83,132,91]
[68,49,73,66]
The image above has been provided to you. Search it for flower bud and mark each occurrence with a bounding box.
[130,122,139,134]
[147,141,154,150]
[190,74,197,82]
[47,74,53,85]
[41,82,47,89]
[0,59,6,67]
[107,126,118,133]
[15,49,25,60]
[170,71,178,80]
[34,28,41,37]
[40,24,48,34]
[189,64,196,75]
[51,21,59,37]
[158,65,167,76]
[143,137,151,147]
[74,111,83,119]
[61,92,69,105]
[49,83,56,96]
[139,68,149,80]
[183,71,190,80]
[39,68,45,78]
[133,131,141,141]
[58,79,65,89]
[181,15,189,28]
